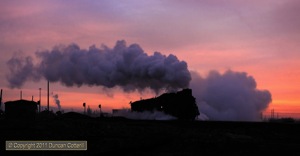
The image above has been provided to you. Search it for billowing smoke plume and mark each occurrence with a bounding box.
[190,70,272,121]
[6,53,40,87]
[52,93,61,111]
[6,40,191,93]
[6,40,273,121]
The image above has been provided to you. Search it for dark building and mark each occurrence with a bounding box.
[131,88,199,120]
[5,100,38,119]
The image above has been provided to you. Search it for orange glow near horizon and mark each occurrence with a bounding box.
[2,78,300,119]
[177,47,300,119]
[1,87,157,113]
[2,47,300,119]
[1,0,300,120]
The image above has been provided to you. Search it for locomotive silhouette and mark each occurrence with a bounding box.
[131,88,199,120]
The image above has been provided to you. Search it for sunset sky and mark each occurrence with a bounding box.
[1,0,300,118]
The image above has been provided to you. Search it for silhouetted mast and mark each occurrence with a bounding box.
[39,88,41,113]
[271,109,275,119]
[47,81,49,111]
[20,90,22,100]
[0,89,2,109]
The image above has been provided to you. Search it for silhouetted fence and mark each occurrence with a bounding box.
[262,112,300,120]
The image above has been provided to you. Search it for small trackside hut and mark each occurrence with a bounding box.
[5,100,38,119]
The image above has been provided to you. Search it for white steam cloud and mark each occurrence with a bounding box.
[190,70,272,121]
[6,40,191,93]
[52,92,61,111]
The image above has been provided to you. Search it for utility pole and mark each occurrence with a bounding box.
[39,88,41,113]
[0,89,2,109]
[47,81,49,112]
[20,90,22,100]
[271,109,275,119]
[271,109,273,119]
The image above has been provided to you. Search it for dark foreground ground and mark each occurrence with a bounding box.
[1,113,300,156]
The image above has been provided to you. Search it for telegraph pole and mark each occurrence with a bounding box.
[47,81,49,112]
[0,89,2,110]
[39,88,41,113]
